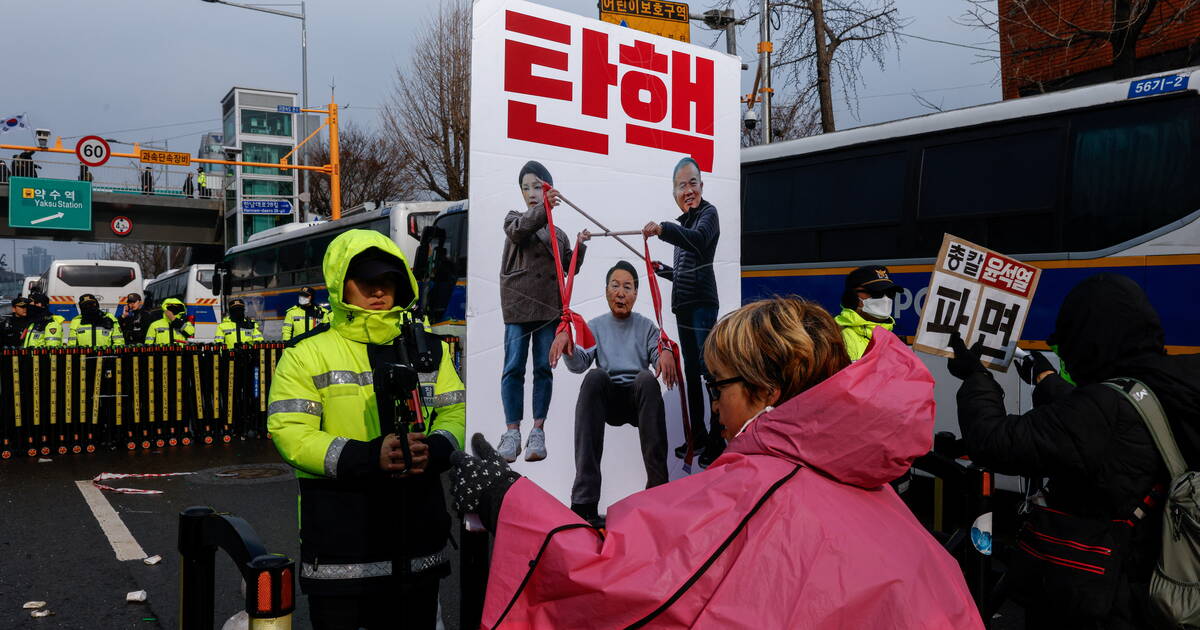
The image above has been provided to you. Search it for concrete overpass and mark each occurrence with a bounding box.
[0,183,223,246]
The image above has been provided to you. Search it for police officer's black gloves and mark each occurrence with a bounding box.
[449,433,521,531]
[170,317,186,330]
[947,332,988,380]
[1015,350,1055,385]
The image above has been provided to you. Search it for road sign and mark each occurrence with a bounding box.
[140,149,192,166]
[241,199,293,215]
[599,0,690,42]
[111,215,133,236]
[75,136,111,168]
[8,177,93,231]
[277,105,301,114]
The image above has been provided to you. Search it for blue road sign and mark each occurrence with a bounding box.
[241,199,293,215]
[277,105,301,114]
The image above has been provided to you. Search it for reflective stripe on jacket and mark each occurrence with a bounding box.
[22,316,64,348]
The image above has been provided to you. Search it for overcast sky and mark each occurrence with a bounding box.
[0,0,998,268]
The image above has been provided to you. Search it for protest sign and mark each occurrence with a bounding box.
[467,0,741,510]
[914,234,1041,370]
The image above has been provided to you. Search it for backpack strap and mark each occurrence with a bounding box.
[1103,378,1188,479]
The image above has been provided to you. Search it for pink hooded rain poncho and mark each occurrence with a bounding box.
[481,328,984,629]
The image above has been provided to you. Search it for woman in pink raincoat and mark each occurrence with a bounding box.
[450,297,984,629]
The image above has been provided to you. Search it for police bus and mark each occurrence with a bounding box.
[40,259,144,323]
[220,201,458,339]
[741,66,1200,411]
[142,264,221,342]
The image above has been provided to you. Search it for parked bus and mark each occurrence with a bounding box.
[142,265,221,342]
[740,65,1200,439]
[220,201,456,338]
[40,259,143,322]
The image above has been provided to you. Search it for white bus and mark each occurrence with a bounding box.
[40,259,143,323]
[220,200,454,338]
[142,264,222,342]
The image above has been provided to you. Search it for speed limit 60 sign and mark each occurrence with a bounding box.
[76,136,111,168]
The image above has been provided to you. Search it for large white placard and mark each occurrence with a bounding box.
[467,0,742,511]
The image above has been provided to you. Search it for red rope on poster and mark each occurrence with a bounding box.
[543,185,593,350]
[643,237,694,471]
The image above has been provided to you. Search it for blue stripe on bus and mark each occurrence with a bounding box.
[742,264,1198,347]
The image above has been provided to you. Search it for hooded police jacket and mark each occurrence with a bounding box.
[281,303,330,341]
[215,317,262,348]
[68,311,124,347]
[957,273,1200,627]
[145,298,195,345]
[268,230,466,596]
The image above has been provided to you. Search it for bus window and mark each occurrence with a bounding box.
[1067,107,1200,251]
[919,130,1061,219]
[251,249,277,289]
[196,268,214,290]
[56,265,137,287]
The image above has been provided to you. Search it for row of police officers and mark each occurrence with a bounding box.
[0,287,329,349]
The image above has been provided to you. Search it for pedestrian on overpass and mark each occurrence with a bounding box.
[67,293,123,347]
[836,265,901,362]
[0,158,9,183]
[140,166,153,195]
[197,166,207,198]
[145,298,194,345]
[214,298,262,348]
[268,229,465,630]
[280,286,330,341]
[118,292,155,345]
[182,172,194,198]
[22,292,64,347]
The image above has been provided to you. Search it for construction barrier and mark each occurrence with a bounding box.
[0,343,286,459]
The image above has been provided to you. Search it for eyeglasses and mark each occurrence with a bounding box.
[705,375,744,401]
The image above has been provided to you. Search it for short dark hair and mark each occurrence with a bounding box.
[606,261,639,290]
[517,160,553,187]
[672,157,701,181]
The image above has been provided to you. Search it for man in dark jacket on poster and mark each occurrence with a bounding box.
[643,156,722,467]
[947,273,1200,630]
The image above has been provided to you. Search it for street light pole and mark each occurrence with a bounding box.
[201,0,307,222]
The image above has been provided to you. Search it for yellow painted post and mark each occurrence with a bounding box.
[329,103,341,220]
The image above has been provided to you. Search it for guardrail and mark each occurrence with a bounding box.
[0,343,285,459]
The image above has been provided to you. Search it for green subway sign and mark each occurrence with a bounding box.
[8,176,93,231]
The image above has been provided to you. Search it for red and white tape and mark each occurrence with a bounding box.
[92,471,195,495]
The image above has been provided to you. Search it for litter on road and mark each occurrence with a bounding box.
[142,555,162,565]
[126,590,148,603]
[23,601,46,609]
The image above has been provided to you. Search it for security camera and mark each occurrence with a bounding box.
[743,108,759,130]
[221,146,242,159]
[34,128,51,149]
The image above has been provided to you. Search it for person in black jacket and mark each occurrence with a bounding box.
[643,157,722,467]
[118,293,157,345]
[1,296,31,347]
[948,273,1200,630]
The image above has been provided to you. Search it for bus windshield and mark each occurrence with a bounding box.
[56,265,136,287]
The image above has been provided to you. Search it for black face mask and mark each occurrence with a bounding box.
[167,305,185,316]
[27,304,47,319]
[230,306,246,321]
[81,302,100,316]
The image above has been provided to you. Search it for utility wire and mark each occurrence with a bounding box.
[62,118,222,140]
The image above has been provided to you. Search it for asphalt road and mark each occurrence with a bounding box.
[0,440,464,630]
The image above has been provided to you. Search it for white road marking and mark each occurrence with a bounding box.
[75,480,146,561]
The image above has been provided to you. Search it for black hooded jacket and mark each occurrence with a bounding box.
[956,273,1200,623]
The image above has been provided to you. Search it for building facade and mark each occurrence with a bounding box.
[22,246,51,276]
[999,0,1200,99]
[220,87,300,247]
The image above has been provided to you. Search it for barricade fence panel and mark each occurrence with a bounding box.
[0,343,286,459]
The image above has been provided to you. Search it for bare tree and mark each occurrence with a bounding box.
[741,96,822,146]
[740,0,907,133]
[307,122,417,215]
[101,242,170,279]
[381,0,470,201]
[959,0,1200,93]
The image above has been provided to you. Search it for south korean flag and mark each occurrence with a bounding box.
[0,114,27,134]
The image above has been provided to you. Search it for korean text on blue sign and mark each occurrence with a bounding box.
[1128,75,1189,99]
[276,105,302,114]
[241,200,293,215]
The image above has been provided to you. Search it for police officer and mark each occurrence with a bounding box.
[281,286,330,341]
[268,229,465,629]
[68,294,124,348]
[145,298,195,345]
[118,293,156,345]
[835,265,901,361]
[215,298,263,348]
[22,292,64,348]
[1,296,31,347]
